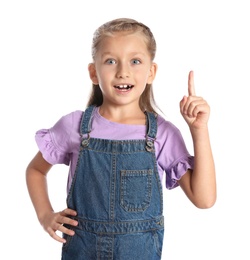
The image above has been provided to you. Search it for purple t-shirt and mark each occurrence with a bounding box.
[35,107,194,193]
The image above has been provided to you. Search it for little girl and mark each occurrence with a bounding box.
[26,18,216,259]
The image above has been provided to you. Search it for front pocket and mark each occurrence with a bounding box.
[152,229,164,257]
[120,169,153,212]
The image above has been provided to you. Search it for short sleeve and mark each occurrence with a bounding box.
[166,154,194,189]
[35,113,75,165]
[155,116,194,190]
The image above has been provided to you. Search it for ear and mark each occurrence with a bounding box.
[147,62,157,84]
[88,63,99,85]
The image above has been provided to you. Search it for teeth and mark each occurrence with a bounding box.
[115,85,133,89]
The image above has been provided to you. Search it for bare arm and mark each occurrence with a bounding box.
[178,71,216,209]
[26,151,78,243]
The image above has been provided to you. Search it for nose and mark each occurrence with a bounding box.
[116,63,130,78]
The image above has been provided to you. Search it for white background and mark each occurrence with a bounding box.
[1,0,250,259]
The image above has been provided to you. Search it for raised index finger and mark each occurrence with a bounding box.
[188,70,196,96]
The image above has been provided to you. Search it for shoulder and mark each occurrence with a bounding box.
[157,114,180,137]
[60,110,83,124]
[155,114,188,150]
[52,110,83,132]
[47,110,84,147]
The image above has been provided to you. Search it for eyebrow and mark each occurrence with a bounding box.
[101,51,147,58]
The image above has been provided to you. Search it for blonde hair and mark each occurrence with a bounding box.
[87,18,159,113]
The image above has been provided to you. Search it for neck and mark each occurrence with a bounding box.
[98,104,146,125]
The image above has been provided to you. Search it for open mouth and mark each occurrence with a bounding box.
[114,85,134,91]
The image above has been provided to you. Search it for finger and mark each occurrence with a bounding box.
[181,96,203,116]
[59,216,78,227]
[188,70,196,96]
[179,95,187,115]
[52,232,67,243]
[47,226,67,243]
[60,224,75,236]
[61,208,77,217]
[186,99,207,117]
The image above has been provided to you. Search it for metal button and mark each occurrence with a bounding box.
[146,146,153,152]
[81,139,89,147]
[146,140,154,147]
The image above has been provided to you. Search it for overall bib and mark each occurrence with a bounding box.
[62,105,164,260]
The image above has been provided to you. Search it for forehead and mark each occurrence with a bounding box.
[99,31,149,53]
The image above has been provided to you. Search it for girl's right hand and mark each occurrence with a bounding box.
[39,208,78,243]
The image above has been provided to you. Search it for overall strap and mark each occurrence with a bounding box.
[145,111,158,152]
[80,105,96,135]
[145,111,157,139]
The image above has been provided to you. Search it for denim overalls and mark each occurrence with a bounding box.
[62,105,164,260]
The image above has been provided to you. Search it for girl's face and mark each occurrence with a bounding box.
[88,32,157,109]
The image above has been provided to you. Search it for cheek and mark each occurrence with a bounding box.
[98,67,114,79]
[136,70,151,83]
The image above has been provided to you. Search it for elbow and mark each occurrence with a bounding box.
[194,195,217,209]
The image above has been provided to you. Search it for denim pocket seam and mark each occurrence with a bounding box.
[120,169,153,212]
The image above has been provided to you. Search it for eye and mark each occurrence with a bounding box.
[105,59,116,65]
[131,59,141,65]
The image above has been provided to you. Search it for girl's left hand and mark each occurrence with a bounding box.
[180,71,210,130]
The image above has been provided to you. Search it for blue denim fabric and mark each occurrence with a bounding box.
[62,106,164,260]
